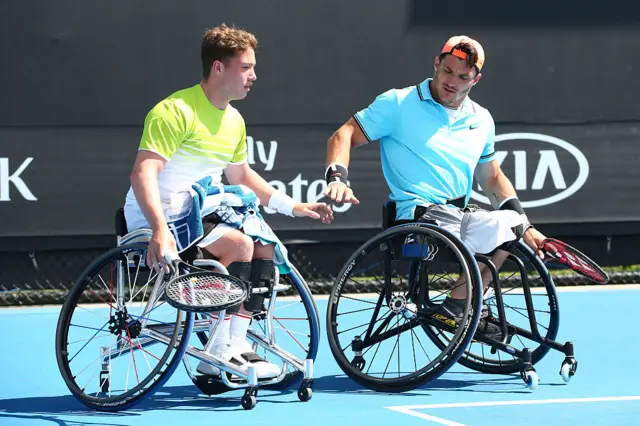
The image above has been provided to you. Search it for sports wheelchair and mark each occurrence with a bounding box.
[55,208,319,411]
[326,200,577,392]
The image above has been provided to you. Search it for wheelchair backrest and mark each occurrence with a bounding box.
[382,200,398,229]
[115,208,128,238]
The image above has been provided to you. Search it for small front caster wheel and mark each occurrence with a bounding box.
[524,371,539,390]
[241,387,258,410]
[298,386,312,402]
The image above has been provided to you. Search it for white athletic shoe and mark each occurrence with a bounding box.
[228,337,280,379]
[195,338,280,379]
[196,341,232,376]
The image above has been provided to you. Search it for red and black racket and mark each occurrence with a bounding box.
[540,238,609,284]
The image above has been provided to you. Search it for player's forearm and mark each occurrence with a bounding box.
[481,170,517,209]
[130,170,168,232]
[325,126,353,168]
[240,168,278,206]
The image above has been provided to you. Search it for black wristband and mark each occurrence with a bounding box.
[500,197,534,232]
[325,163,349,186]
[498,197,526,215]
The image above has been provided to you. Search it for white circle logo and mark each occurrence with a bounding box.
[470,133,589,208]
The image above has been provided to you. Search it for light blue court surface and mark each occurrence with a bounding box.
[1,286,639,426]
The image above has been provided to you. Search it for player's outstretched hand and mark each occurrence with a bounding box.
[322,182,360,205]
[293,202,335,224]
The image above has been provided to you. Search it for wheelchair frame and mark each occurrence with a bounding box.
[54,210,320,411]
[326,200,578,392]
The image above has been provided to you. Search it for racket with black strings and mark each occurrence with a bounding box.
[540,238,609,284]
[162,252,249,312]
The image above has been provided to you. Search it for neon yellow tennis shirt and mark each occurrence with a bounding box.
[125,83,248,210]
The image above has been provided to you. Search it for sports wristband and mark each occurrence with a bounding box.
[268,191,296,217]
[498,197,525,215]
[499,197,534,231]
[325,163,350,187]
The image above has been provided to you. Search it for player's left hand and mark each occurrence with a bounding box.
[293,202,334,224]
[522,226,546,260]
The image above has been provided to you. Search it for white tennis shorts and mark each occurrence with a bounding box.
[124,193,239,248]
[415,205,527,255]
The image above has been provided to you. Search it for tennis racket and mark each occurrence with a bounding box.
[539,238,609,284]
[162,252,249,312]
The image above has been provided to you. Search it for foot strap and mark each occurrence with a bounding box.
[238,351,267,364]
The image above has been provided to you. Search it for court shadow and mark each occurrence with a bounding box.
[426,373,538,394]
[136,384,299,412]
[312,372,540,395]
[0,384,299,423]
[0,412,123,426]
[311,374,430,396]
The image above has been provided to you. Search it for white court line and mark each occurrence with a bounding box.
[385,395,640,425]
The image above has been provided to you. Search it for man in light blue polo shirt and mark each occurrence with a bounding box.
[352,74,496,221]
[323,35,547,338]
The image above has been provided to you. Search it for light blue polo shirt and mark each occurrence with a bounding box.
[354,78,496,220]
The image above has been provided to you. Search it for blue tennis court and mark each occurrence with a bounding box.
[1,285,639,426]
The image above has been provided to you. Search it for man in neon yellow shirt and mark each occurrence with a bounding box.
[124,24,333,379]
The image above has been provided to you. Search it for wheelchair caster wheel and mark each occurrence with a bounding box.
[241,387,258,410]
[560,358,578,383]
[297,379,313,402]
[523,370,539,390]
[298,387,312,402]
[350,356,366,372]
[99,371,109,393]
[242,395,256,410]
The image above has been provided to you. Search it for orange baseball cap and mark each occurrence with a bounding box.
[441,35,485,71]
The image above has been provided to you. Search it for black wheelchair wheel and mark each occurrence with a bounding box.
[326,224,483,392]
[55,243,193,410]
[424,241,560,374]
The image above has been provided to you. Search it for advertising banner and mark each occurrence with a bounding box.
[2,122,638,238]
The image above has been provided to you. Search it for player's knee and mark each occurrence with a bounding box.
[253,242,275,259]
[202,230,254,262]
[225,232,255,262]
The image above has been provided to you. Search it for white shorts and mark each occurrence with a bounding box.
[123,196,239,249]
[415,205,527,255]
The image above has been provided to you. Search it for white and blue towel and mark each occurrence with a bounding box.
[167,176,293,274]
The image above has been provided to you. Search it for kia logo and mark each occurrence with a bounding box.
[471,133,589,208]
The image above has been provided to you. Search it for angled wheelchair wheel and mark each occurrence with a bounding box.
[425,241,560,374]
[55,243,194,411]
[192,264,320,389]
[326,224,483,392]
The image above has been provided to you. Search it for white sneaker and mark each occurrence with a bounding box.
[195,338,280,379]
[196,341,231,376]
[228,337,281,379]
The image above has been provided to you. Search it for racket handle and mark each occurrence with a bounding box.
[164,250,181,263]
[162,251,181,276]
